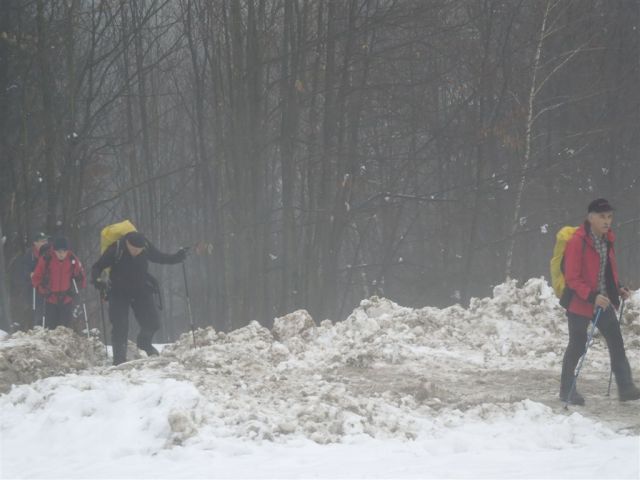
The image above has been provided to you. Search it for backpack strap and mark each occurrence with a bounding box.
[115,239,125,265]
[41,250,53,289]
[559,235,587,309]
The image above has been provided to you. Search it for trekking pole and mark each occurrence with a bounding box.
[606,299,625,396]
[41,295,46,328]
[564,306,604,410]
[97,290,109,359]
[181,260,196,348]
[32,288,37,329]
[72,279,90,340]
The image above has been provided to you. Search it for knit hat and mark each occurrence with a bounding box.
[32,232,48,243]
[53,237,69,251]
[124,231,146,248]
[587,198,614,213]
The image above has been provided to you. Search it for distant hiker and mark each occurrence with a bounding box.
[558,198,639,404]
[31,237,86,329]
[90,231,187,365]
[17,232,49,330]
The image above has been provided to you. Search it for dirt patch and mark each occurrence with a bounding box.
[330,364,640,434]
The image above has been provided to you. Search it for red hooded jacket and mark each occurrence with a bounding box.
[563,222,621,318]
[32,251,86,304]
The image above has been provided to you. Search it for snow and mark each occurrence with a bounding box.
[1,278,639,479]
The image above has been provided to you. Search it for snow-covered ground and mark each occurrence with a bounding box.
[1,278,639,479]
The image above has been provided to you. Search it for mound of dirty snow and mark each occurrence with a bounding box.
[2,278,638,445]
[0,327,111,393]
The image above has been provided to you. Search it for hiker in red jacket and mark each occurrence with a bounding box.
[32,237,86,329]
[560,198,639,404]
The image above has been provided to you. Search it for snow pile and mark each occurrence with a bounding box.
[1,373,637,479]
[94,277,624,444]
[1,278,638,446]
[275,277,567,373]
[621,290,640,347]
[1,278,639,478]
[0,327,111,393]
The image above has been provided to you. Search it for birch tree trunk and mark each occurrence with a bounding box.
[504,0,551,280]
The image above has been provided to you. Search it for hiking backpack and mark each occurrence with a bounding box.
[100,220,137,256]
[99,220,137,280]
[550,226,586,308]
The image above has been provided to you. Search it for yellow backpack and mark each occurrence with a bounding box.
[100,220,137,255]
[550,226,586,306]
[99,221,137,279]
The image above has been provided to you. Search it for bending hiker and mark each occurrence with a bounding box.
[559,198,639,404]
[31,237,86,329]
[91,231,187,365]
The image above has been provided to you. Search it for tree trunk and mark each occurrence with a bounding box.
[0,221,11,332]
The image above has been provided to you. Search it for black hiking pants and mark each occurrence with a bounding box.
[44,302,73,329]
[108,289,160,365]
[560,308,633,394]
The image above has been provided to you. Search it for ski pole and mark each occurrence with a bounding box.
[32,288,36,311]
[564,306,604,410]
[97,290,109,359]
[606,299,625,396]
[181,260,196,348]
[72,279,90,340]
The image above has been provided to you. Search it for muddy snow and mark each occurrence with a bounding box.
[1,278,639,478]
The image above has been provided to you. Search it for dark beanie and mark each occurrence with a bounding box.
[53,237,69,251]
[124,231,146,248]
[587,198,614,213]
[32,231,48,243]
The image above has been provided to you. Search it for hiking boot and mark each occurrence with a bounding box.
[559,389,585,406]
[613,362,640,401]
[112,342,127,366]
[619,383,640,402]
[139,344,159,357]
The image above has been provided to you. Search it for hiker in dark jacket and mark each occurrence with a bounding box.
[31,237,86,329]
[560,198,639,404]
[91,231,187,365]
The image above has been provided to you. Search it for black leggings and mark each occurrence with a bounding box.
[108,290,160,363]
[561,308,631,388]
[44,302,73,329]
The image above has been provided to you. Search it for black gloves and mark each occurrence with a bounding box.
[93,278,108,291]
[175,247,190,262]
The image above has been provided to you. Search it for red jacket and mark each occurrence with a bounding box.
[32,251,86,304]
[564,222,621,318]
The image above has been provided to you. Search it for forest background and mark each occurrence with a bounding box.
[1,0,639,339]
